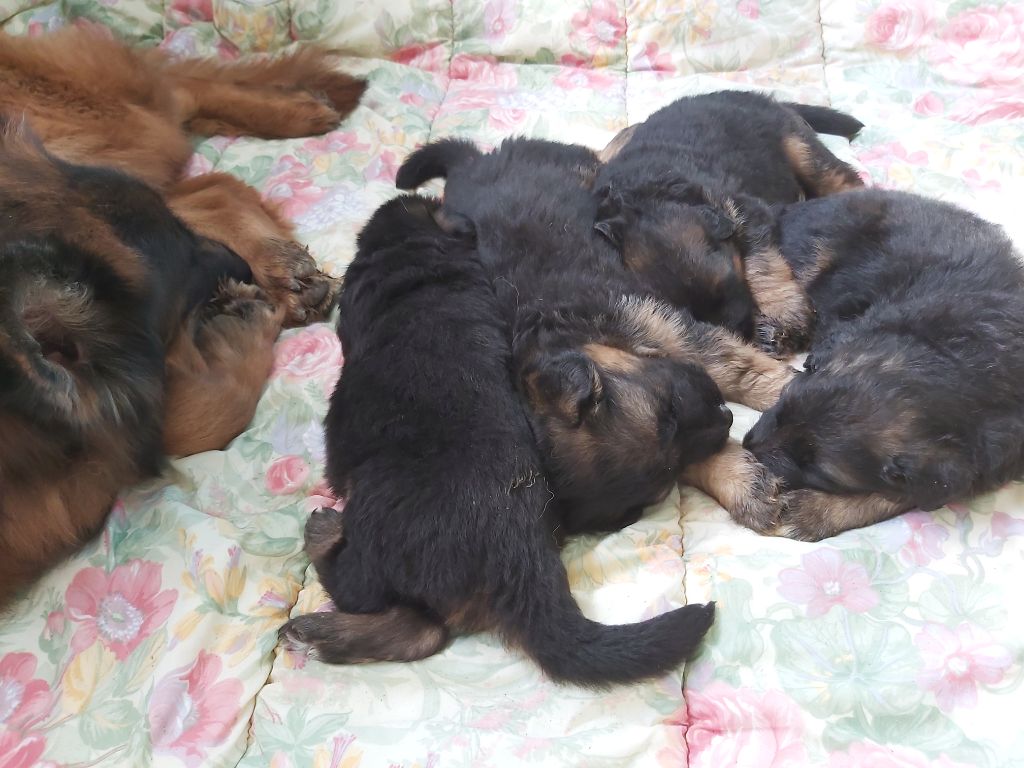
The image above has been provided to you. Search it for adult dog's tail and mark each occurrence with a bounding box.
[493,531,715,687]
[396,138,482,190]
[787,103,864,140]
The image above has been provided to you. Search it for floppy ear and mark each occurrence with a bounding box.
[594,186,628,250]
[522,349,602,427]
[431,207,476,242]
[882,455,910,486]
[696,205,736,240]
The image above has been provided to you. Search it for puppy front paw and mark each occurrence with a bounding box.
[754,314,806,359]
[769,489,836,541]
[727,457,786,533]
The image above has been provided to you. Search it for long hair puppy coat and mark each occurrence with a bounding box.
[279,195,716,687]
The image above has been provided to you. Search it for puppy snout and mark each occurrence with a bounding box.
[718,403,734,429]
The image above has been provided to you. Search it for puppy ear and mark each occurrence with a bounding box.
[522,349,602,427]
[431,207,476,241]
[595,186,628,250]
[882,455,910,485]
[696,205,736,240]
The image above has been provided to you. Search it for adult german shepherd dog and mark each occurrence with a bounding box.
[0,26,365,606]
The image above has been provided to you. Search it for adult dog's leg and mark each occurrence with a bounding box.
[167,173,340,325]
[690,324,797,410]
[681,440,784,531]
[165,47,366,139]
[163,282,283,457]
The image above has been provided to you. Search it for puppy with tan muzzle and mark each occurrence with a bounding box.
[742,189,1024,540]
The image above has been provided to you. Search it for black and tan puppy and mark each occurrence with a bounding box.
[0,122,277,606]
[741,189,1024,540]
[398,137,795,534]
[279,195,715,687]
[593,90,864,343]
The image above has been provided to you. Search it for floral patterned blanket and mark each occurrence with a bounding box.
[1,1,1023,766]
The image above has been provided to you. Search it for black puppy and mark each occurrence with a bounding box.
[594,90,864,343]
[398,138,795,534]
[742,189,1024,540]
[279,195,715,687]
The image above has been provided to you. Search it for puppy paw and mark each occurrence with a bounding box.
[754,314,805,359]
[278,614,327,658]
[727,457,786,532]
[304,506,345,565]
[769,489,835,542]
[205,280,279,323]
[256,240,340,326]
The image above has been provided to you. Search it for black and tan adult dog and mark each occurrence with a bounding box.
[397,137,795,534]
[279,195,715,687]
[593,90,864,345]
[0,28,365,607]
[0,123,278,606]
[741,189,1024,540]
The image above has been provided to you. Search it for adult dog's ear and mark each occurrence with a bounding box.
[521,348,602,427]
[594,186,628,250]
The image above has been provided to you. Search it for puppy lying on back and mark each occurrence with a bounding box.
[398,138,796,534]
[280,195,715,687]
[742,190,1024,540]
[594,90,864,345]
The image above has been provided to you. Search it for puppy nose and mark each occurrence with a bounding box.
[718,404,733,428]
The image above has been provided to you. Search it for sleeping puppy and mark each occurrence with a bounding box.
[279,195,716,687]
[593,90,864,343]
[0,122,276,606]
[398,137,795,534]
[742,189,1024,540]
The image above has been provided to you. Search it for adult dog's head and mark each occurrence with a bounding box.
[0,118,248,478]
[594,180,763,338]
[515,296,733,534]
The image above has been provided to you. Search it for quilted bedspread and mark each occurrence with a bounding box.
[1,1,1023,766]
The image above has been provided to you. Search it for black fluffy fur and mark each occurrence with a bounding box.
[397,138,732,535]
[744,189,1024,532]
[284,194,715,686]
[593,90,862,336]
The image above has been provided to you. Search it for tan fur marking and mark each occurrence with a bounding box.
[773,489,911,541]
[583,343,642,374]
[693,327,796,410]
[782,134,863,197]
[598,124,637,163]
[746,245,814,335]
[682,440,783,531]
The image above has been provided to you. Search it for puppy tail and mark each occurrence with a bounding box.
[494,535,715,687]
[395,138,481,190]
[787,103,864,140]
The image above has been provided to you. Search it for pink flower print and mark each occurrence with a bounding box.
[262,155,328,221]
[170,0,213,23]
[0,731,46,768]
[830,740,974,768]
[391,43,447,71]
[960,168,1000,191]
[930,5,1024,86]
[42,610,65,642]
[686,681,807,768]
[897,511,948,566]
[304,480,343,515]
[916,623,1012,711]
[778,548,879,617]
[553,65,617,90]
[0,654,52,731]
[273,325,343,381]
[737,0,760,21]
[570,0,625,54]
[952,90,1024,125]
[912,91,945,117]
[632,42,674,72]
[856,141,928,170]
[483,0,518,41]
[149,651,244,768]
[865,1,934,52]
[363,149,399,183]
[265,455,310,496]
[992,510,1024,539]
[65,560,177,660]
